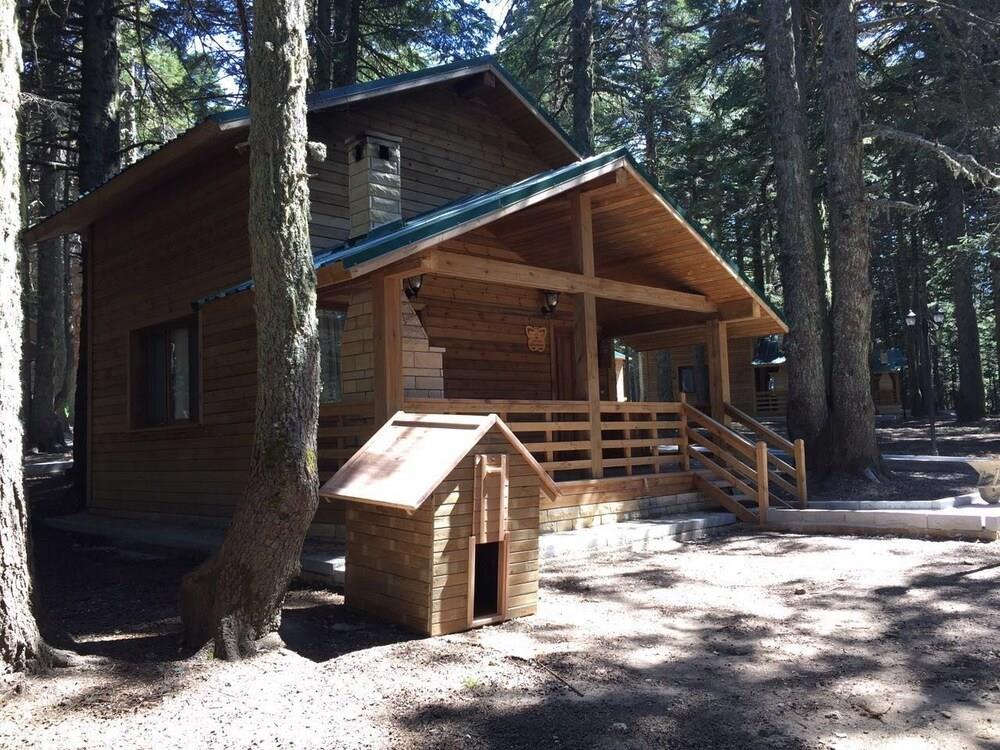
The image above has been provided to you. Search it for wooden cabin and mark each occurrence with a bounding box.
[320,412,557,635]
[24,57,806,544]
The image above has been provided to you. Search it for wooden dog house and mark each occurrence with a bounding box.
[320,411,559,636]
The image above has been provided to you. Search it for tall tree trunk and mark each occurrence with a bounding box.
[894,209,924,417]
[0,0,43,672]
[55,236,78,435]
[992,251,1000,410]
[314,0,332,90]
[761,0,830,451]
[73,0,119,500]
[570,0,595,155]
[179,0,320,659]
[29,120,67,451]
[821,0,879,473]
[942,178,985,421]
[330,0,359,87]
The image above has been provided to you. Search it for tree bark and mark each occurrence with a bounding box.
[761,0,830,452]
[821,0,880,473]
[942,178,985,421]
[330,0,359,87]
[0,0,43,673]
[992,251,1000,409]
[570,0,595,155]
[73,0,119,499]
[314,0,332,90]
[179,0,321,659]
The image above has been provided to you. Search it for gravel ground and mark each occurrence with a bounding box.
[2,525,1000,750]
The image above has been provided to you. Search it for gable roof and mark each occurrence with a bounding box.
[196,146,787,334]
[22,56,580,246]
[319,411,559,510]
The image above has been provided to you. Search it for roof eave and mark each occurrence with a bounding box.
[22,119,226,245]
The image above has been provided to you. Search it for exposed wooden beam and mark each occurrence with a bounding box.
[455,70,496,98]
[603,310,712,338]
[601,299,759,338]
[422,250,716,314]
[705,320,730,423]
[569,193,602,479]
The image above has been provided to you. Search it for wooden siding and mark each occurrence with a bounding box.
[430,431,540,636]
[89,148,259,522]
[639,338,755,414]
[88,89,559,526]
[307,87,552,250]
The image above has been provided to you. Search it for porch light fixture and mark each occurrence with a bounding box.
[541,290,560,317]
[905,309,917,327]
[404,274,424,300]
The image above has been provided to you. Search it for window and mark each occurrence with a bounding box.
[131,317,199,427]
[318,308,345,403]
[678,366,697,395]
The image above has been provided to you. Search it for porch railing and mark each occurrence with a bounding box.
[724,402,807,507]
[403,398,686,481]
[754,389,788,415]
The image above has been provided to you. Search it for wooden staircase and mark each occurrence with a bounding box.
[680,397,808,525]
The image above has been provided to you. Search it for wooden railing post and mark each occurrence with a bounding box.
[678,392,690,472]
[755,440,769,525]
[793,438,808,508]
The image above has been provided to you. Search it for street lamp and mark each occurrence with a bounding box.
[905,304,945,455]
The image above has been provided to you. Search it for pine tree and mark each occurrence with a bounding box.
[1,0,43,672]
[179,0,321,658]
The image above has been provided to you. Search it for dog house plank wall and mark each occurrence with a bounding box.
[323,412,554,637]
[429,430,541,636]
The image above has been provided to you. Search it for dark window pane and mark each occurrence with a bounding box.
[144,330,167,426]
[318,309,344,403]
[170,326,191,420]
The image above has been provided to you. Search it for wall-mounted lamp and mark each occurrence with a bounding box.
[404,274,424,300]
[541,290,560,317]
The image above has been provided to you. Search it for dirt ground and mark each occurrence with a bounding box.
[2,521,999,750]
[875,417,1000,458]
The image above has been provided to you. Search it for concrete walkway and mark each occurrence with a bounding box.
[767,491,1000,541]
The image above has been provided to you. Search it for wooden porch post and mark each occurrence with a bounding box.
[570,193,603,479]
[372,273,403,424]
[705,319,730,423]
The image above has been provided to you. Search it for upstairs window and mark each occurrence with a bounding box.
[131,316,199,427]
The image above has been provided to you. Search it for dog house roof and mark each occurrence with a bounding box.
[319,411,559,510]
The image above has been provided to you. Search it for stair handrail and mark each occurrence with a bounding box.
[681,398,769,524]
[723,402,808,508]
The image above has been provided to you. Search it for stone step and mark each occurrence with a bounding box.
[538,512,738,560]
[766,499,1000,541]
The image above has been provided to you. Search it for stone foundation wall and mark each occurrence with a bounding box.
[539,491,712,534]
[340,287,444,402]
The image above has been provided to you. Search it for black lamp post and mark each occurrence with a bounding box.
[905,304,945,456]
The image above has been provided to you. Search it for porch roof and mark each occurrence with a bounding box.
[196,148,786,337]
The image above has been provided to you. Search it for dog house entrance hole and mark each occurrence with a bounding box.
[473,542,501,618]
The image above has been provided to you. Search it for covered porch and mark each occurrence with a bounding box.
[313,150,803,527]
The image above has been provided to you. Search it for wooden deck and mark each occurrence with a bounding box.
[318,397,808,531]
